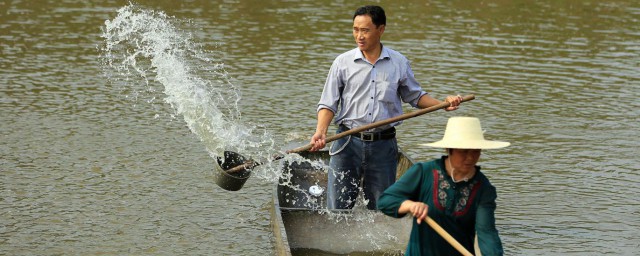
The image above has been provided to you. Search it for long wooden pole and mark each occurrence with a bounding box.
[425,217,474,256]
[224,94,475,173]
[286,94,475,154]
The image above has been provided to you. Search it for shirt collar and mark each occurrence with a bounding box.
[353,44,391,62]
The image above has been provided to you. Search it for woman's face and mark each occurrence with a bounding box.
[449,149,481,171]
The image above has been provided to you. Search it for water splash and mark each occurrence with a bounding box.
[99,4,276,168]
[98,5,406,253]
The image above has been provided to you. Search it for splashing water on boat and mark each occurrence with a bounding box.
[100,2,388,211]
[99,7,405,252]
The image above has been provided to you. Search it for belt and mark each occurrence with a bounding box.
[340,125,396,142]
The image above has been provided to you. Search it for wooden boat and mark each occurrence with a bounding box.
[270,149,415,255]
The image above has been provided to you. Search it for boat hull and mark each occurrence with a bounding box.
[270,149,414,255]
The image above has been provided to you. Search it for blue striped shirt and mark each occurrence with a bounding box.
[317,46,428,132]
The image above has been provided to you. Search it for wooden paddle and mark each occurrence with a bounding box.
[224,94,475,173]
[425,216,474,256]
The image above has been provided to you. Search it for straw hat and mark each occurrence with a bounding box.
[422,117,510,149]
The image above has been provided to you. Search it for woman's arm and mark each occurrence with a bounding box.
[475,184,504,256]
[378,162,432,218]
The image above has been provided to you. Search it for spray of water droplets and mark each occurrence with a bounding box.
[98,5,404,252]
[99,4,278,171]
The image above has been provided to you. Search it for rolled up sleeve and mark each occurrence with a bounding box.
[317,58,343,113]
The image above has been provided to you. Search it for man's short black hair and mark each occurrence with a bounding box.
[353,5,386,27]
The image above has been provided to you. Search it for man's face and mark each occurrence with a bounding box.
[352,15,384,52]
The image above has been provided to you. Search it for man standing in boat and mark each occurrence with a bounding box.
[309,5,462,210]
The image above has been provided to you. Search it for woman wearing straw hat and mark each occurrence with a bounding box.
[378,117,509,256]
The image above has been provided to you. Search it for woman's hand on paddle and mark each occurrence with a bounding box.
[400,200,429,224]
[410,201,429,224]
[309,132,326,151]
[444,95,463,111]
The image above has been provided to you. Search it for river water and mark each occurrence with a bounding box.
[1,0,639,255]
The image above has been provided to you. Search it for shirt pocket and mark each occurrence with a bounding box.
[377,81,399,103]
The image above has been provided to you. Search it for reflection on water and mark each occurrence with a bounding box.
[1,0,639,255]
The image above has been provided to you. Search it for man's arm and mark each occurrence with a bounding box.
[309,108,334,151]
[417,94,462,111]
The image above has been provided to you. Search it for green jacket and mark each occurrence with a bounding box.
[378,156,503,256]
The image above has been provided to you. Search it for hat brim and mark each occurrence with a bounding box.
[420,139,510,149]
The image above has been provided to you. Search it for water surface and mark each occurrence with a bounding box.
[1,0,639,255]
